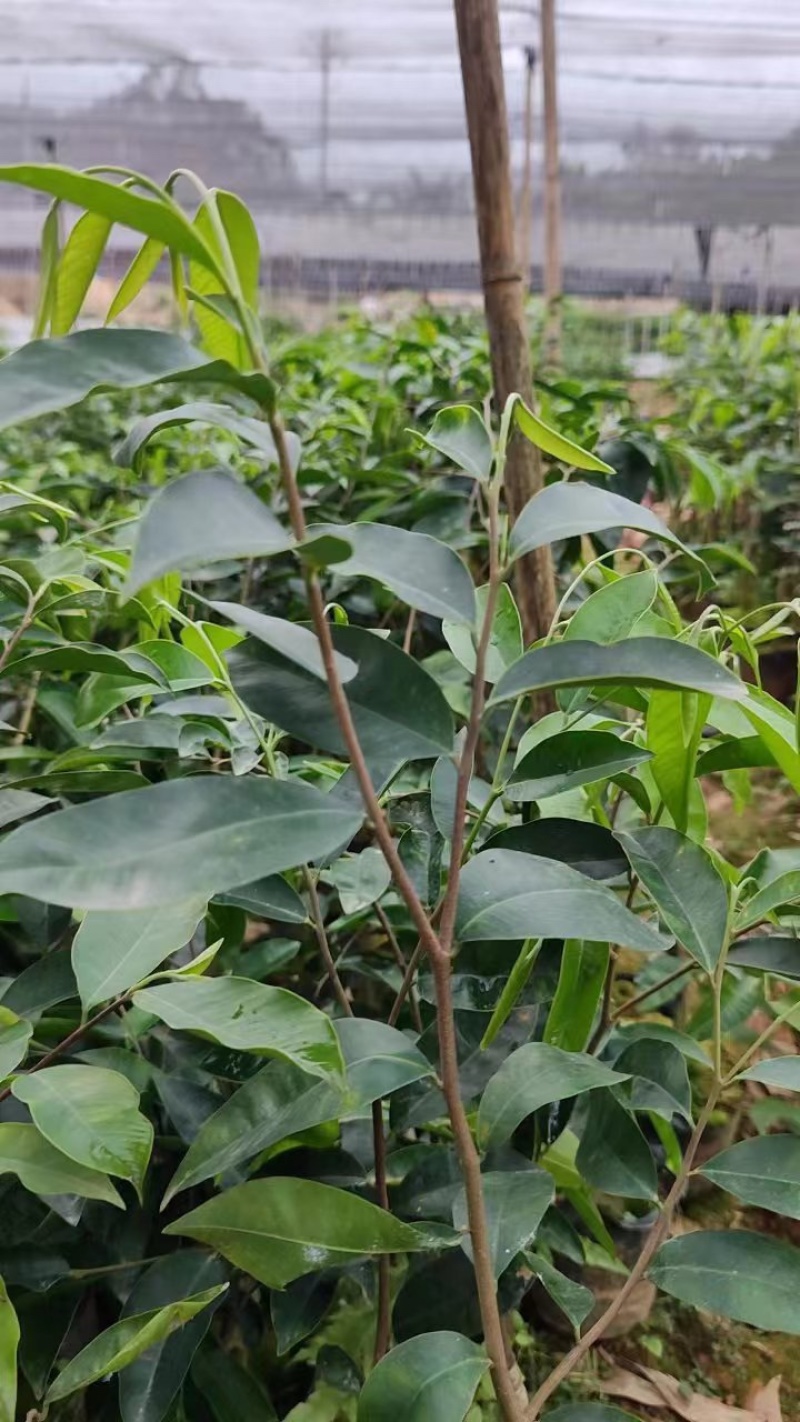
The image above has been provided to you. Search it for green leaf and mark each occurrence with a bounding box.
[12,1066,152,1194]
[544,941,609,1052]
[509,481,694,565]
[309,522,475,625]
[45,1285,227,1405]
[0,1275,18,1422]
[230,624,454,772]
[526,1252,594,1332]
[616,827,728,973]
[163,1061,343,1205]
[119,1252,227,1422]
[453,1169,553,1278]
[507,730,651,802]
[0,328,272,432]
[576,1089,658,1200]
[337,1018,433,1108]
[116,401,292,472]
[357,1332,488,1422]
[214,875,307,924]
[727,937,800,979]
[0,164,216,268]
[0,1123,123,1206]
[740,686,800,796]
[191,1345,277,1421]
[614,1039,693,1123]
[271,1274,337,1356]
[106,236,165,323]
[513,399,614,473]
[52,210,112,335]
[456,850,666,953]
[487,818,628,880]
[420,405,494,481]
[490,639,744,707]
[324,849,391,915]
[564,569,661,645]
[165,1178,449,1288]
[73,899,207,1010]
[189,195,254,368]
[133,977,342,1079]
[212,603,356,683]
[0,1006,32,1079]
[126,469,293,597]
[739,1056,800,1088]
[649,1230,800,1332]
[699,1136,800,1219]
[0,776,360,909]
[443,583,523,685]
[737,871,800,931]
[477,1043,629,1150]
[33,201,60,338]
[612,1022,711,1067]
[0,950,76,1017]
[480,939,542,1049]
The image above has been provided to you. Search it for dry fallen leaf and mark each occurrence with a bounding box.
[600,1362,775,1422]
[745,1377,783,1422]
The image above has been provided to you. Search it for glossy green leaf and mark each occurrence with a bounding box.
[133,977,342,1079]
[230,624,454,770]
[189,198,250,368]
[0,790,52,833]
[211,604,360,685]
[0,1006,32,1079]
[564,569,661,645]
[480,939,542,1049]
[614,1039,692,1122]
[52,210,112,335]
[214,875,307,924]
[616,827,728,973]
[527,1252,594,1332]
[420,405,494,481]
[115,401,299,473]
[0,328,272,433]
[507,730,651,802]
[357,1331,488,1422]
[106,236,165,323]
[0,950,76,1017]
[337,1018,433,1108]
[443,583,523,685]
[456,850,666,953]
[737,871,800,930]
[486,818,628,880]
[740,686,800,796]
[0,1123,123,1206]
[324,848,391,915]
[126,469,293,596]
[33,201,60,338]
[271,1273,337,1357]
[12,1066,152,1193]
[544,941,609,1052]
[191,1345,277,1421]
[309,522,475,624]
[490,639,745,707]
[612,1022,711,1067]
[45,1285,227,1405]
[453,1169,553,1278]
[509,480,691,564]
[477,1044,629,1150]
[513,399,614,473]
[727,937,800,979]
[0,1275,18,1422]
[650,1230,800,1332]
[700,1135,800,1219]
[73,899,207,1010]
[576,1089,658,1200]
[165,1178,449,1287]
[119,1252,227,1422]
[163,1061,343,1205]
[739,1056,800,1088]
[0,776,360,910]
[647,689,711,835]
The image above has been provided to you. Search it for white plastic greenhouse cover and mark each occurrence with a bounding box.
[0,0,798,293]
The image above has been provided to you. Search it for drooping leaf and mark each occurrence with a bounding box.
[0,1275,18,1422]
[526,1252,594,1332]
[490,639,745,707]
[126,469,293,597]
[0,776,361,909]
[544,941,609,1053]
[452,1169,553,1279]
[616,827,728,973]
[163,1062,343,1205]
[0,328,272,433]
[649,1230,800,1332]
[741,685,800,796]
[507,730,651,802]
[12,1066,153,1195]
[45,1285,227,1405]
[0,1123,123,1207]
[700,1135,800,1219]
[115,402,295,472]
[0,1007,32,1080]
[508,480,693,564]
[309,522,476,625]
[456,850,666,953]
[230,624,454,772]
[336,1018,434,1108]
[614,1039,693,1123]
[443,583,523,684]
[727,937,800,979]
[646,689,710,835]
[52,210,112,335]
[210,602,356,682]
[420,405,494,481]
[166,1178,451,1287]
[477,1044,629,1150]
[576,1089,658,1200]
[119,1252,228,1422]
[73,899,207,1010]
[271,1273,338,1356]
[513,399,614,473]
[133,977,343,1080]
[106,236,165,323]
[737,871,800,931]
[357,1331,488,1422]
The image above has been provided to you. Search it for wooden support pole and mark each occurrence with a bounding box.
[518,46,536,295]
[453,0,556,646]
[540,0,562,366]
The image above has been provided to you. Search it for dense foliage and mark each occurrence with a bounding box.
[0,165,797,1422]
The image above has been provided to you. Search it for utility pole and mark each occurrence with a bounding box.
[540,0,562,366]
[453,0,557,649]
[518,45,537,294]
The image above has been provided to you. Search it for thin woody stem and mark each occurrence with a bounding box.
[303,868,351,1016]
[375,902,423,1033]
